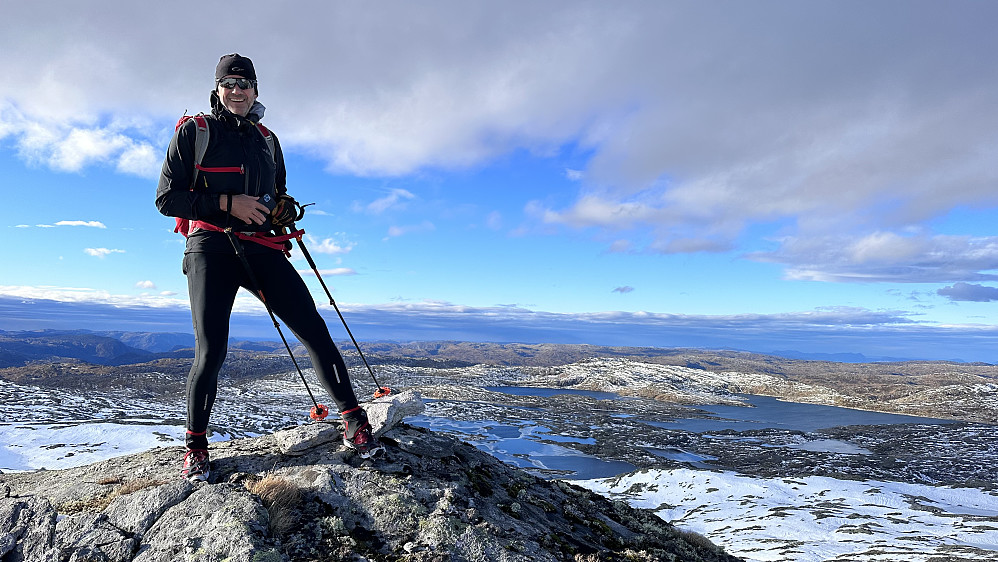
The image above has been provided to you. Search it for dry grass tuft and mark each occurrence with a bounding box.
[246,474,303,536]
[58,478,165,514]
[117,478,163,496]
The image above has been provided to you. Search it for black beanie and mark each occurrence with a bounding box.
[215,53,257,81]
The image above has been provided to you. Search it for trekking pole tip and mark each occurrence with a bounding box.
[374,387,392,399]
[310,404,329,420]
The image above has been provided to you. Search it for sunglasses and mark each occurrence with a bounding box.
[217,77,256,90]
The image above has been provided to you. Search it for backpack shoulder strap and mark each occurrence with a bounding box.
[173,114,211,237]
[191,115,210,169]
[255,123,276,162]
[175,114,211,187]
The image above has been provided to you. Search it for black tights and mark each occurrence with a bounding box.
[183,250,359,448]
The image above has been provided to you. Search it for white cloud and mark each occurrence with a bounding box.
[84,248,125,258]
[136,280,156,289]
[299,268,357,277]
[0,284,258,316]
[55,220,106,229]
[18,220,107,229]
[1,99,161,178]
[116,143,161,177]
[751,233,998,283]
[365,188,415,214]
[2,1,998,284]
[537,195,662,230]
[49,128,127,172]
[938,283,998,303]
[0,284,185,309]
[303,235,355,255]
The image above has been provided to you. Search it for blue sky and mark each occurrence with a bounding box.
[3,1,998,362]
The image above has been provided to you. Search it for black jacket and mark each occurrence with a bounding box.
[156,102,286,253]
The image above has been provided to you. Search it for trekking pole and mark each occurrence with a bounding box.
[291,231,391,399]
[224,228,330,420]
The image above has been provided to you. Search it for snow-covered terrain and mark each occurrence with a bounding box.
[0,376,295,472]
[2,368,997,561]
[0,422,182,472]
[579,468,998,562]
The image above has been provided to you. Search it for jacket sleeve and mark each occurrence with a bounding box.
[154,119,219,220]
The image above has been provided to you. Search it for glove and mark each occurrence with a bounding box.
[271,194,305,227]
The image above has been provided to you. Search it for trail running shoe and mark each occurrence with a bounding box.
[182,449,210,482]
[341,407,385,459]
[343,424,385,458]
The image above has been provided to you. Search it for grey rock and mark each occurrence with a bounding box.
[0,533,15,557]
[365,389,426,437]
[0,489,58,562]
[1,421,742,562]
[104,479,193,536]
[273,389,425,455]
[57,512,136,562]
[396,430,457,459]
[273,422,340,456]
[133,483,282,562]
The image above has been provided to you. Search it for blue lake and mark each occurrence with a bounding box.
[412,386,960,480]
[408,415,637,480]
[650,393,958,433]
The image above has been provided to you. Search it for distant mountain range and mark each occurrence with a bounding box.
[2,329,995,370]
[763,349,910,363]
[0,330,297,368]
[0,330,169,367]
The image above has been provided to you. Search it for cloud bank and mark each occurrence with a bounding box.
[2,1,998,286]
[938,283,998,303]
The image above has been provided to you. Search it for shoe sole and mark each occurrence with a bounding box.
[186,472,209,483]
[359,446,386,459]
[344,440,386,459]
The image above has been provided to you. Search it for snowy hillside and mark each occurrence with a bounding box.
[580,468,998,562]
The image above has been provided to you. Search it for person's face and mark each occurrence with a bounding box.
[216,74,258,117]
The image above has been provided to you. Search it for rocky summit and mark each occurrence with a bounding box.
[0,391,740,562]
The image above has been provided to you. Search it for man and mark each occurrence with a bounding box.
[156,53,383,482]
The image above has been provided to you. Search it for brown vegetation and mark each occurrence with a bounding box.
[245,474,303,536]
